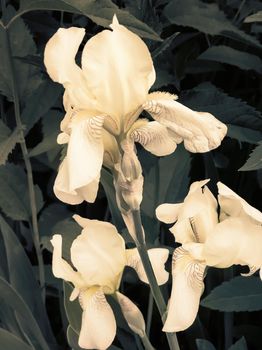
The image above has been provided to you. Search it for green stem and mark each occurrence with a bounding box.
[130,210,180,350]
[141,333,155,350]
[3,23,45,300]
[146,291,153,336]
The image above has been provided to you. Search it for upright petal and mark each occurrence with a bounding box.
[218,182,262,224]
[163,247,206,332]
[116,292,146,337]
[79,288,116,350]
[50,235,84,288]
[67,113,104,191]
[81,16,155,129]
[143,98,227,153]
[130,120,177,156]
[202,217,262,272]
[126,248,169,285]
[71,220,126,292]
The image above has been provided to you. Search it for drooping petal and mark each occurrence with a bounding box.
[50,235,84,288]
[116,292,145,338]
[202,217,262,272]
[143,98,227,153]
[218,182,262,224]
[156,203,182,224]
[81,16,155,131]
[163,247,206,332]
[126,248,169,285]
[71,220,126,292]
[53,158,100,204]
[67,113,104,191]
[79,288,116,350]
[130,120,177,156]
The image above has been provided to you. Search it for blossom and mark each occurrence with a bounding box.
[156,180,262,332]
[44,16,227,205]
[50,215,169,349]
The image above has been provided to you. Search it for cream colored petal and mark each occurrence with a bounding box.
[116,292,145,338]
[73,214,91,228]
[202,217,262,271]
[77,175,100,203]
[79,289,116,350]
[81,16,155,127]
[67,114,104,191]
[130,121,177,156]
[170,219,197,244]
[163,247,206,332]
[50,235,84,288]
[57,132,70,144]
[218,182,262,224]
[53,157,84,205]
[71,220,126,292]
[102,129,120,169]
[156,203,182,224]
[126,248,169,285]
[44,27,85,85]
[143,98,227,153]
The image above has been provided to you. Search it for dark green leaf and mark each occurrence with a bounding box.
[0,163,43,220]
[39,203,72,237]
[0,119,11,142]
[152,32,179,59]
[239,141,262,171]
[180,82,262,131]
[228,337,248,350]
[0,215,55,342]
[63,281,82,334]
[0,328,33,350]
[198,46,262,73]
[201,276,262,312]
[29,110,62,157]
[21,80,62,134]
[227,125,262,144]
[164,0,261,47]
[18,0,161,41]
[0,127,23,166]
[0,277,49,350]
[0,7,41,100]
[196,339,216,350]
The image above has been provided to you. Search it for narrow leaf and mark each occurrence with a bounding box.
[239,142,262,171]
[244,11,262,23]
[201,276,262,312]
[196,339,216,350]
[0,277,49,350]
[0,328,33,350]
[63,281,82,334]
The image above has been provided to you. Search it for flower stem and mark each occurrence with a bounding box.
[130,210,180,350]
[141,333,155,350]
[3,23,45,300]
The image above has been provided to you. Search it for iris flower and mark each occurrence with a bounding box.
[156,180,262,332]
[44,16,227,205]
[51,215,169,349]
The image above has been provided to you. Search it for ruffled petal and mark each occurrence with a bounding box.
[67,114,104,191]
[130,120,177,156]
[81,16,155,129]
[116,292,145,337]
[79,288,116,350]
[126,248,169,285]
[163,247,206,332]
[156,203,182,224]
[50,235,84,288]
[169,180,218,244]
[143,98,227,153]
[218,182,262,224]
[202,217,262,271]
[71,220,126,292]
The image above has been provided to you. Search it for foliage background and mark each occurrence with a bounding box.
[0,0,261,349]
